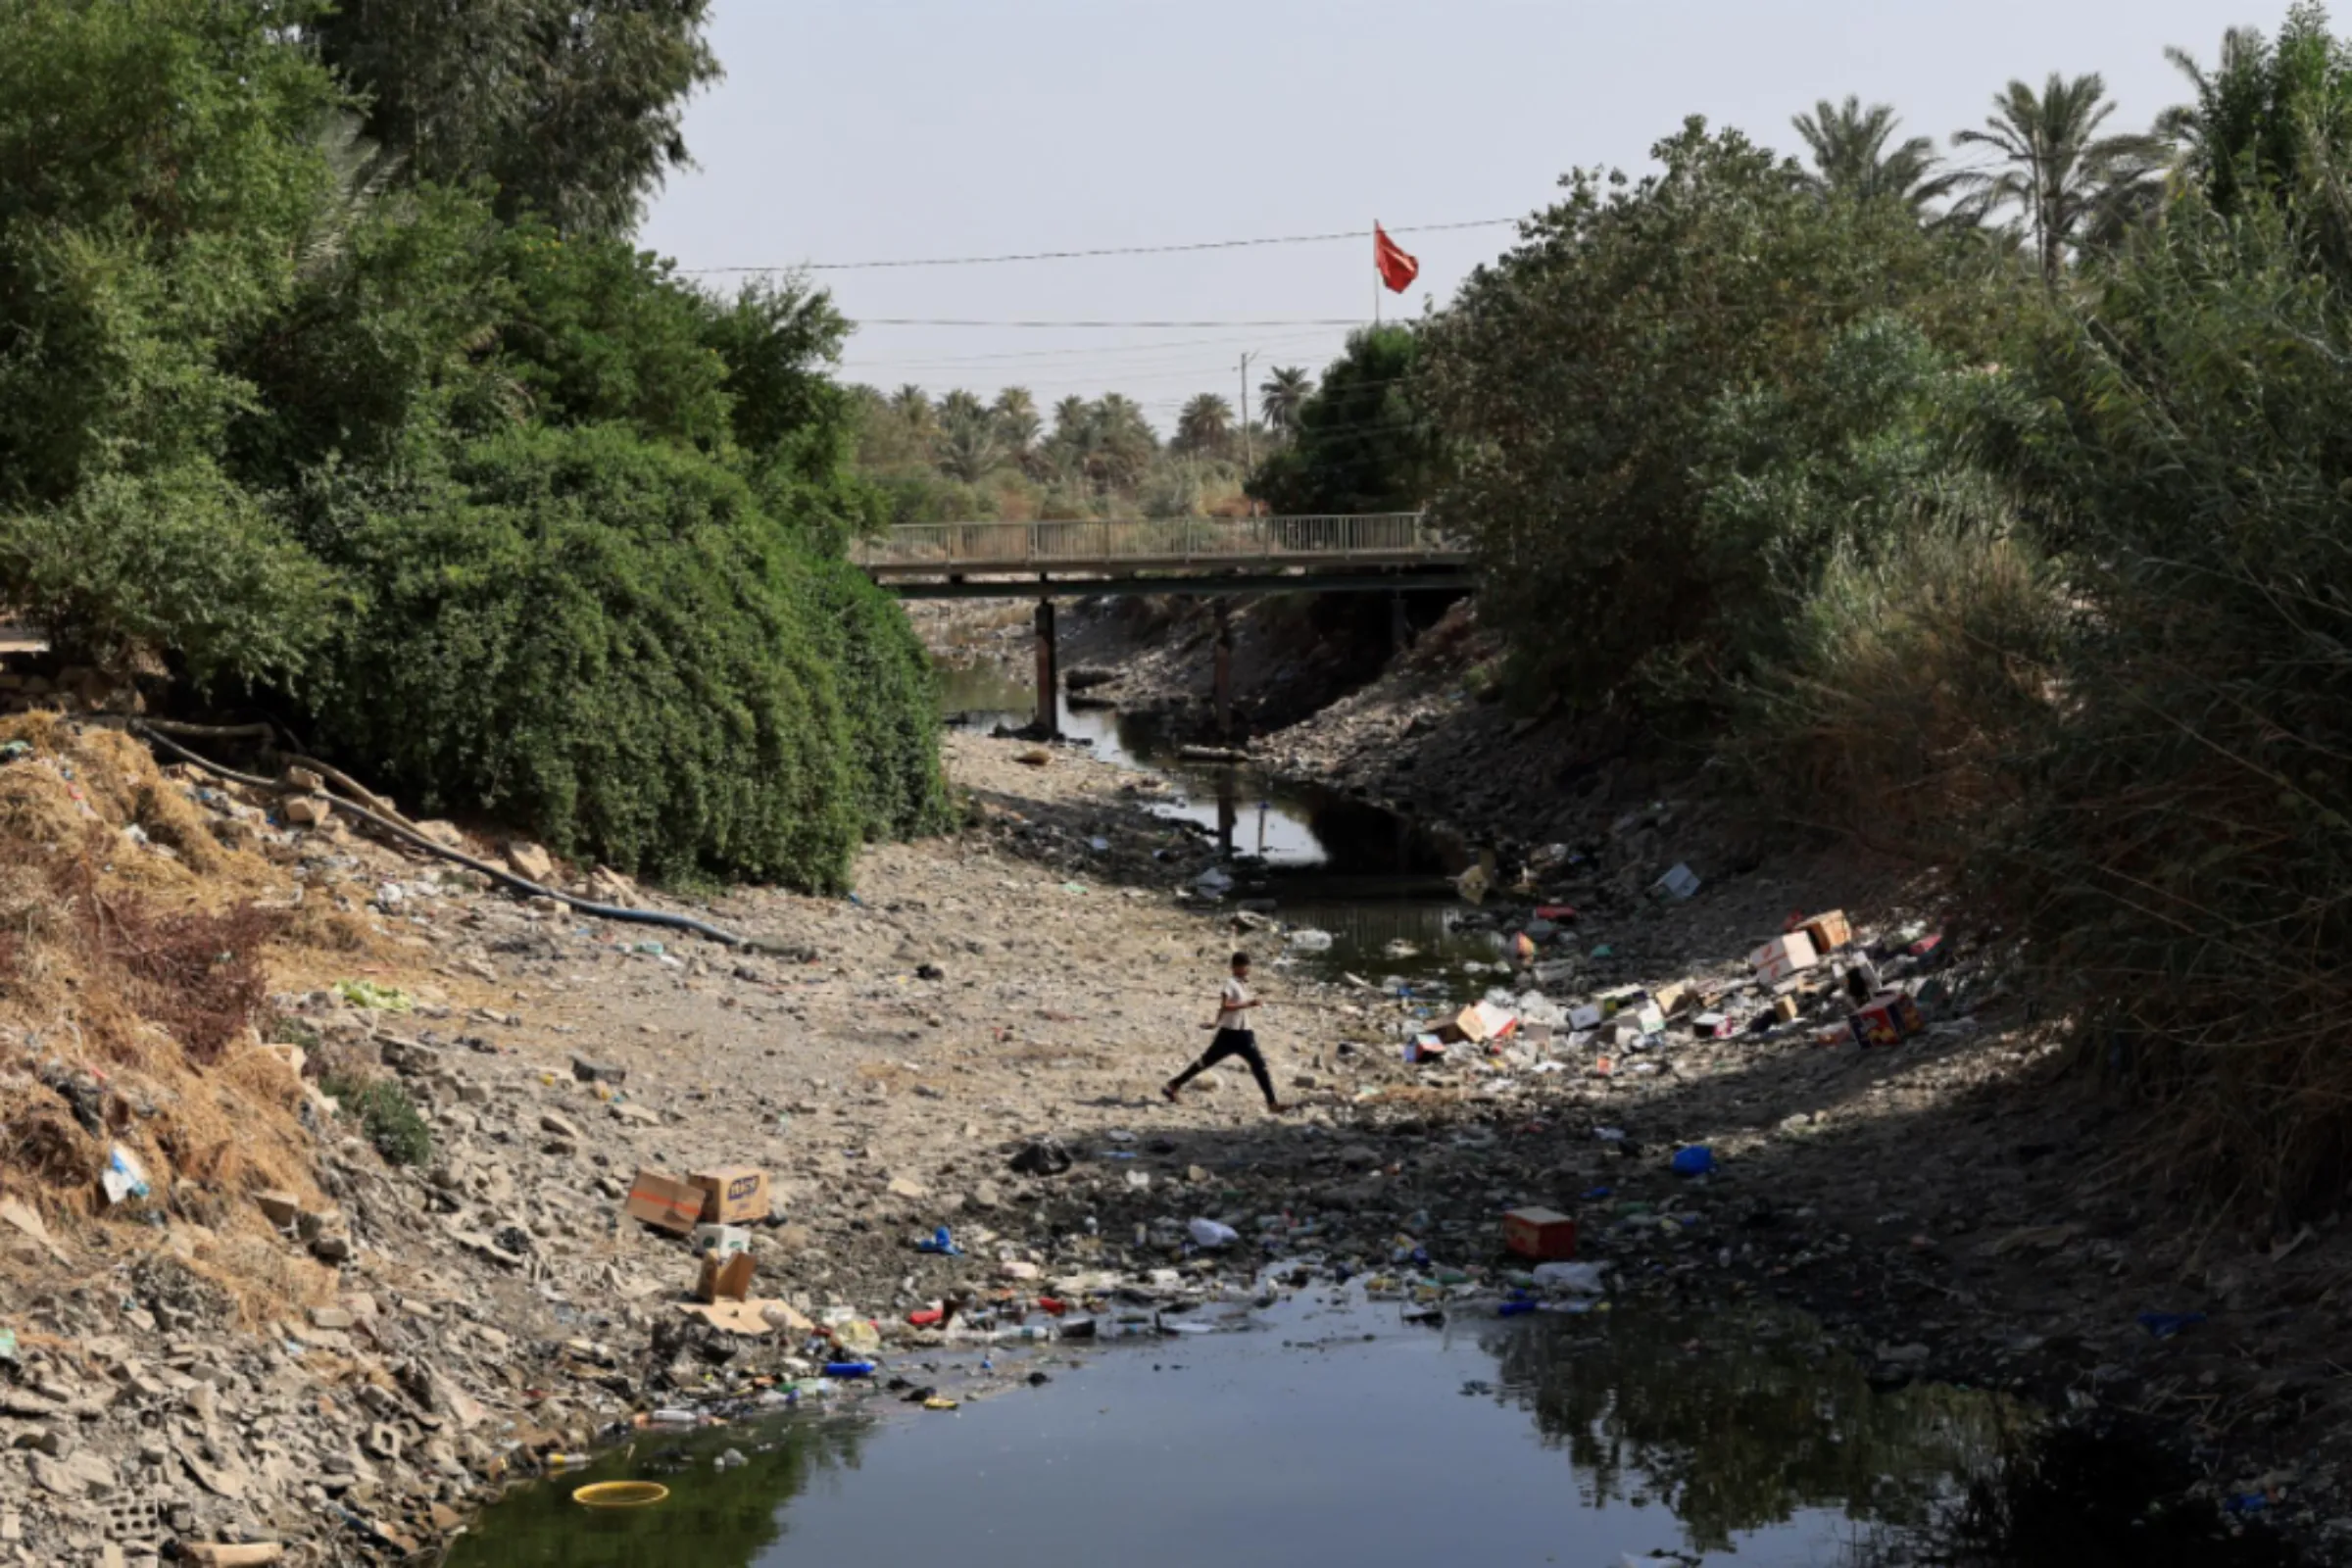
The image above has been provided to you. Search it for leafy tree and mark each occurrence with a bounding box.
[1171,393,1235,458]
[309,0,721,236]
[890,384,937,440]
[1418,120,1971,705]
[698,277,854,478]
[0,0,345,684]
[1249,326,1438,516]
[1791,96,1957,213]
[1949,74,2170,280]
[1257,366,1314,436]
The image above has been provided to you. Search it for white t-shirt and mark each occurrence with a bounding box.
[1217,976,1254,1031]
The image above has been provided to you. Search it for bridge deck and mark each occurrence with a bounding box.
[853,514,1467,582]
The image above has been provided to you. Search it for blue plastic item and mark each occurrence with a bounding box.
[915,1226,962,1255]
[2136,1310,2207,1340]
[1670,1146,1715,1177]
[1496,1299,1537,1318]
[823,1361,875,1378]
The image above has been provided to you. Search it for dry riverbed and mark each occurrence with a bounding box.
[0,725,2344,1565]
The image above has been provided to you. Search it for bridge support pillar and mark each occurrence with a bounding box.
[1213,599,1234,739]
[1034,597,1058,740]
[1390,589,1412,656]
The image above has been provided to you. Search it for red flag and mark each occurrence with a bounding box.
[1374,222,1419,293]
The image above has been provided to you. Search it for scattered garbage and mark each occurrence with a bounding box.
[1008,1139,1074,1177]
[1186,1217,1241,1249]
[2137,1310,2207,1340]
[1286,928,1335,952]
[1670,1146,1716,1177]
[1531,1261,1612,1294]
[1650,863,1701,901]
[1501,1206,1578,1261]
[100,1145,150,1206]
[915,1226,962,1256]
[333,978,414,1012]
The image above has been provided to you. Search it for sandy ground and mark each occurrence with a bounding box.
[3,727,2347,1564]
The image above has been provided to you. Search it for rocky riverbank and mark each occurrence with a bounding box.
[1,715,2343,1565]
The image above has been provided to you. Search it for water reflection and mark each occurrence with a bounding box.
[441,1415,871,1568]
[452,1292,2034,1568]
[1480,1307,2015,1556]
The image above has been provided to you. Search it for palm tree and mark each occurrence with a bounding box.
[1087,394,1158,492]
[991,386,1042,463]
[1790,96,1957,213]
[936,407,1004,483]
[1171,393,1235,458]
[1257,367,1313,438]
[1949,74,2170,281]
[937,388,987,426]
[889,384,936,441]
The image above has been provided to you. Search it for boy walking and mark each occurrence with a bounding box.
[1164,952,1284,1112]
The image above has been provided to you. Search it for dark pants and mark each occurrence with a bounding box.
[1172,1028,1276,1105]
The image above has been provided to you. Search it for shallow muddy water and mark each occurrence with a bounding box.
[446,1286,2017,1568]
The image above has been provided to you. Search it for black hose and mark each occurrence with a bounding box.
[130,722,786,954]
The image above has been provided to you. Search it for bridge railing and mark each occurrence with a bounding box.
[851,513,1449,571]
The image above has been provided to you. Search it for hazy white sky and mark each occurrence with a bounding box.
[643,0,2288,427]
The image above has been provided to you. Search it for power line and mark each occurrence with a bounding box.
[851,317,1373,329]
[687,218,1517,275]
[837,327,1342,372]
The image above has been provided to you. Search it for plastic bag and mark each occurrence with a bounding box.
[1186,1217,1240,1249]
[1531,1261,1612,1295]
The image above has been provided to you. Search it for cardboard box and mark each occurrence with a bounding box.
[1502,1206,1579,1261]
[689,1166,770,1226]
[625,1167,705,1234]
[1568,1004,1603,1031]
[1851,991,1925,1048]
[1630,1003,1667,1036]
[1405,1034,1446,1064]
[1801,910,1853,953]
[1438,1002,1518,1046]
[1749,932,1819,985]
[696,1250,758,1303]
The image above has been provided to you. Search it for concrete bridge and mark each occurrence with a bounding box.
[852,514,1472,739]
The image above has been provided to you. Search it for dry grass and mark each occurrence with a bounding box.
[0,713,363,1256]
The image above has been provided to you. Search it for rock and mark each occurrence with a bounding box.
[310,1306,356,1331]
[611,1102,661,1127]
[253,1191,303,1229]
[505,841,556,883]
[971,1181,1003,1207]
[540,1110,585,1143]
[570,1056,626,1086]
[1007,1140,1073,1177]
[281,797,330,827]
[1000,1259,1041,1281]
[886,1176,929,1200]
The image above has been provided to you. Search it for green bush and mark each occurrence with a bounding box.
[320,1071,433,1167]
[297,424,939,888]
[1985,195,2352,1219]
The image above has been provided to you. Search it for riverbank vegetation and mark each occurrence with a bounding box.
[1410,7,2352,1220]
[0,0,944,888]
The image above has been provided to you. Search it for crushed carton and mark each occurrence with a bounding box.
[696,1250,758,1303]
[1650,862,1700,901]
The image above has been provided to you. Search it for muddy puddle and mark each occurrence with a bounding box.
[939,665,1496,987]
[445,1285,2021,1568]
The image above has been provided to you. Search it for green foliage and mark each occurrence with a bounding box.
[298,425,940,887]
[1420,122,1976,707]
[2163,4,2352,223]
[1249,325,1436,516]
[320,1070,433,1167]
[1947,74,2169,280]
[0,0,344,686]
[1984,186,2352,1218]
[2,465,332,684]
[310,0,721,237]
